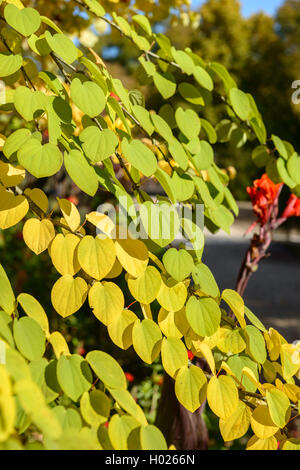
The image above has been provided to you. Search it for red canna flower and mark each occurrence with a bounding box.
[125,372,135,383]
[246,174,282,224]
[281,194,300,219]
[66,196,79,206]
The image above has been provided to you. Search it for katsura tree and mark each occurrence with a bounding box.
[0,0,300,451]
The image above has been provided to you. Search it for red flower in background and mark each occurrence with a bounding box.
[282,194,300,219]
[187,350,194,360]
[125,372,135,383]
[247,174,282,224]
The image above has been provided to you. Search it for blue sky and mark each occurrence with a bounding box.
[192,0,284,17]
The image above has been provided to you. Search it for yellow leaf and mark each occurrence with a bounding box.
[78,235,116,280]
[88,281,124,325]
[0,365,16,442]
[282,438,300,450]
[115,238,148,277]
[50,233,81,276]
[23,218,55,255]
[219,400,250,441]
[24,188,48,213]
[80,390,110,427]
[280,344,300,380]
[246,434,277,450]
[105,258,123,279]
[217,327,246,355]
[264,328,281,361]
[49,331,70,358]
[132,319,162,364]
[221,289,246,328]
[108,309,137,350]
[192,341,216,375]
[51,275,88,318]
[266,388,291,428]
[156,277,187,312]
[128,266,161,304]
[86,211,115,237]
[250,405,279,439]
[174,365,207,413]
[0,161,25,187]
[17,293,49,337]
[0,186,29,229]
[58,198,80,232]
[161,337,188,378]
[207,375,239,420]
[158,307,189,338]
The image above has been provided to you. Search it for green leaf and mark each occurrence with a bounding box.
[0,311,14,348]
[110,389,147,426]
[151,113,174,142]
[174,365,207,412]
[229,88,251,121]
[64,149,98,197]
[140,425,167,450]
[244,306,266,332]
[163,248,194,282]
[17,293,49,336]
[108,414,140,450]
[84,0,105,16]
[57,354,93,402]
[18,137,63,178]
[186,296,221,337]
[287,153,300,185]
[140,200,179,246]
[132,15,152,36]
[86,350,127,390]
[192,263,219,297]
[4,5,41,37]
[0,53,23,77]
[171,47,195,75]
[132,105,154,135]
[79,127,118,163]
[171,171,195,202]
[70,78,106,117]
[200,118,217,144]
[121,138,157,177]
[191,140,214,171]
[45,31,78,64]
[227,355,258,393]
[0,264,15,314]
[132,319,162,364]
[168,138,188,170]
[52,406,82,431]
[244,325,267,364]
[153,71,176,99]
[14,86,47,121]
[175,107,201,140]
[80,390,110,427]
[178,83,204,105]
[193,66,214,91]
[13,317,45,361]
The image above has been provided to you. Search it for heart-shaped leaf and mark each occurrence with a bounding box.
[64,149,98,197]
[163,248,194,282]
[0,53,23,77]
[70,78,106,117]
[4,5,41,37]
[79,127,118,163]
[18,137,63,177]
[121,138,157,177]
[14,86,47,121]
[45,30,78,64]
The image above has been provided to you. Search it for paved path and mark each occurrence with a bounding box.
[203,216,300,343]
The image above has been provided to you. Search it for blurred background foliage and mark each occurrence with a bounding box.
[1,0,300,449]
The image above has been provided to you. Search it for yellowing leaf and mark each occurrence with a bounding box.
[17,293,49,337]
[174,365,207,413]
[58,198,80,232]
[186,296,221,337]
[282,439,300,450]
[108,309,137,350]
[110,388,147,426]
[128,266,161,304]
[161,337,188,378]
[105,258,123,279]
[219,400,250,442]
[207,375,239,420]
[78,235,116,280]
[50,233,81,276]
[221,289,246,328]
[264,328,281,361]
[0,264,16,314]
[0,186,29,229]
[246,435,277,450]
[156,278,187,312]
[0,365,16,442]
[80,390,110,427]
[250,405,279,439]
[88,281,124,325]
[24,187,48,213]
[280,344,300,380]
[49,331,70,358]
[115,238,148,277]
[266,388,291,428]
[86,211,115,237]
[0,161,25,187]
[51,275,88,318]
[192,341,216,375]
[132,319,162,364]
[217,327,246,355]
[158,307,189,338]
[23,218,55,255]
